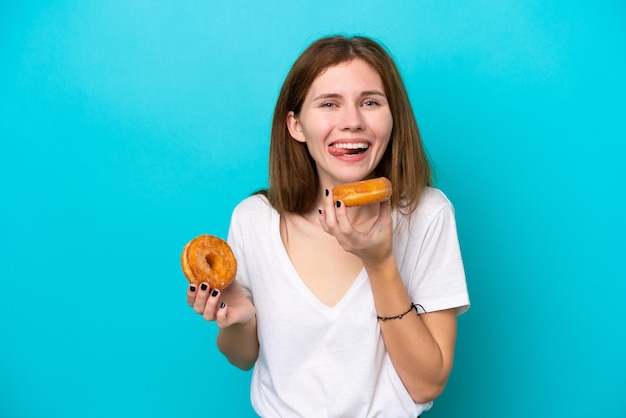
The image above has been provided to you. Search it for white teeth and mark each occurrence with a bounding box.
[333,143,369,149]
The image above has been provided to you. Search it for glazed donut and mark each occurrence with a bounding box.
[181,234,237,290]
[332,177,392,207]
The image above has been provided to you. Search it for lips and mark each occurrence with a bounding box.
[328,141,370,156]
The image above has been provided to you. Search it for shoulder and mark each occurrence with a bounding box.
[418,187,454,212]
[232,193,274,219]
[230,193,278,233]
[393,187,457,239]
[228,194,276,244]
[401,187,455,222]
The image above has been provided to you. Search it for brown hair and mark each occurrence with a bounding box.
[264,35,432,215]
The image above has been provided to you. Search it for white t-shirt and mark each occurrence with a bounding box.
[227,187,470,418]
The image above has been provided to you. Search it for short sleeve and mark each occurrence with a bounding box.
[405,200,470,315]
[227,201,254,303]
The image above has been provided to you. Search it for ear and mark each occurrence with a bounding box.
[286,111,306,143]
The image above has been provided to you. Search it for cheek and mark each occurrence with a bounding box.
[374,114,394,139]
[301,118,334,142]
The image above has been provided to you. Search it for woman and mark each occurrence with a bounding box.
[187,35,470,417]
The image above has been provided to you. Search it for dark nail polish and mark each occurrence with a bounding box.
[200,283,207,291]
[336,200,341,208]
[189,285,196,292]
[325,189,329,196]
[211,289,219,297]
[220,302,226,309]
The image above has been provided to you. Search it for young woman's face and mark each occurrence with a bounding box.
[287,59,393,188]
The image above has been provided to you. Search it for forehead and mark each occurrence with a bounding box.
[307,59,385,95]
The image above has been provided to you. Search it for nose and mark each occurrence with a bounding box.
[339,105,364,131]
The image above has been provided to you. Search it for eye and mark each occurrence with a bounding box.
[321,102,336,108]
[363,100,380,107]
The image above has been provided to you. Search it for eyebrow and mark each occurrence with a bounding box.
[311,90,387,101]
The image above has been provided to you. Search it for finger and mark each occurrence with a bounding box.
[326,198,359,252]
[193,282,210,314]
[367,199,392,231]
[333,199,355,236]
[186,284,197,306]
[318,207,330,234]
[202,288,221,321]
[378,199,392,223]
[215,301,229,328]
[372,200,394,238]
[321,188,339,231]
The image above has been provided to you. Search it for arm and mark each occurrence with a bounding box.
[216,313,259,371]
[320,198,459,403]
[364,256,457,403]
[187,280,259,370]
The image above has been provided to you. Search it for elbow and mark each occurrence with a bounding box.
[228,357,256,371]
[408,379,448,404]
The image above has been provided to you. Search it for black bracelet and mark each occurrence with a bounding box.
[377,303,425,321]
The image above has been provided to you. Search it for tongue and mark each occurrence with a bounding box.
[329,146,362,156]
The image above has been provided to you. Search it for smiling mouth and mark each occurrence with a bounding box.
[330,142,370,156]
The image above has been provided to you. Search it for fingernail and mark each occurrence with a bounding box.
[220,302,226,309]
[211,289,219,297]
[325,189,329,196]
[200,283,207,291]
[189,285,196,292]
[336,200,341,208]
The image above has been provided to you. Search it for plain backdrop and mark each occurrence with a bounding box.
[1,1,625,417]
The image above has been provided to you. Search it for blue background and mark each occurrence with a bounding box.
[1,1,625,417]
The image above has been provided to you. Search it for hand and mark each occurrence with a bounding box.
[186,279,256,329]
[318,189,394,267]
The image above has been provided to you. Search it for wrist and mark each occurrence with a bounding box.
[362,253,397,279]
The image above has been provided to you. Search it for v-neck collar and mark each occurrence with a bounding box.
[269,207,368,317]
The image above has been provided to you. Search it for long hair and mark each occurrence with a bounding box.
[265,35,432,215]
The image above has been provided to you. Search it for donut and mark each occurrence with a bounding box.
[181,234,237,290]
[332,177,392,207]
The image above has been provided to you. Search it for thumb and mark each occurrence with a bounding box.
[215,302,231,328]
[371,199,392,232]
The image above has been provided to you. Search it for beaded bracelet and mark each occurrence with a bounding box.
[377,303,425,321]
